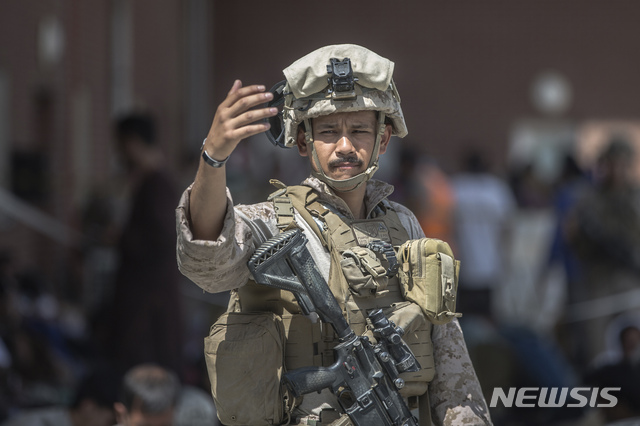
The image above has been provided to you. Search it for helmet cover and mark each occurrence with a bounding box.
[280,44,408,148]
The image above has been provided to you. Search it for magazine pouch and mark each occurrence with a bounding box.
[397,238,462,325]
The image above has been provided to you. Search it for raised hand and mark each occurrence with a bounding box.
[202,80,278,161]
[190,80,277,240]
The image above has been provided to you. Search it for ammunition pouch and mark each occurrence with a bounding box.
[398,238,462,325]
[340,246,389,297]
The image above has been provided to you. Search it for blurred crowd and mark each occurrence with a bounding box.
[388,134,640,425]
[0,113,222,425]
[1,111,640,426]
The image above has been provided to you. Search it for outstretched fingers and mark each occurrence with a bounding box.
[227,121,273,142]
[208,80,279,151]
[226,85,277,135]
[228,92,274,120]
[223,82,270,115]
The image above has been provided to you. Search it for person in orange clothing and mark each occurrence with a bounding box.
[414,159,457,252]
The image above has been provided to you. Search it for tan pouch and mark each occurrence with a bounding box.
[398,238,462,325]
[204,311,292,425]
[340,247,389,297]
[383,301,435,396]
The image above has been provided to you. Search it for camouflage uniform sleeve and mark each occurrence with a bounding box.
[429,319,492,425]
[175,184,277,293]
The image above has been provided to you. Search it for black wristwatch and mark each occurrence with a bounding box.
[201,138,229,168]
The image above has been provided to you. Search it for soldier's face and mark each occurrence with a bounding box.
[297,111,391,182]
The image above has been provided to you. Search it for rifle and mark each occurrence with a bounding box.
[247,228,420,426]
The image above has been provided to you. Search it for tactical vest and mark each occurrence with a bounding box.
[229,183,435,398]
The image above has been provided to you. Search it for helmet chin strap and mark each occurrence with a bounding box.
[305,111,387,193]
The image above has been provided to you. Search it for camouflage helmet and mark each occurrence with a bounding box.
[266,44,408,191]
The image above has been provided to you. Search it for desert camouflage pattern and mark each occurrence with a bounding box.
[280,44,408,147]
[284,44,395,98]
[175,176,492,425]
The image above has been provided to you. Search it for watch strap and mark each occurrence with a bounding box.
[201,138,229,168]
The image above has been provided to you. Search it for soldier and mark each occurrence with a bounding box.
[176,44,492,425]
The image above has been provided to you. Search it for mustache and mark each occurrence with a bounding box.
[328,156,363,169]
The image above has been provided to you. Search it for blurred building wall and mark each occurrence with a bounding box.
[0,0,207,289]
[212,0,640,170]
[1,0,640,292]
